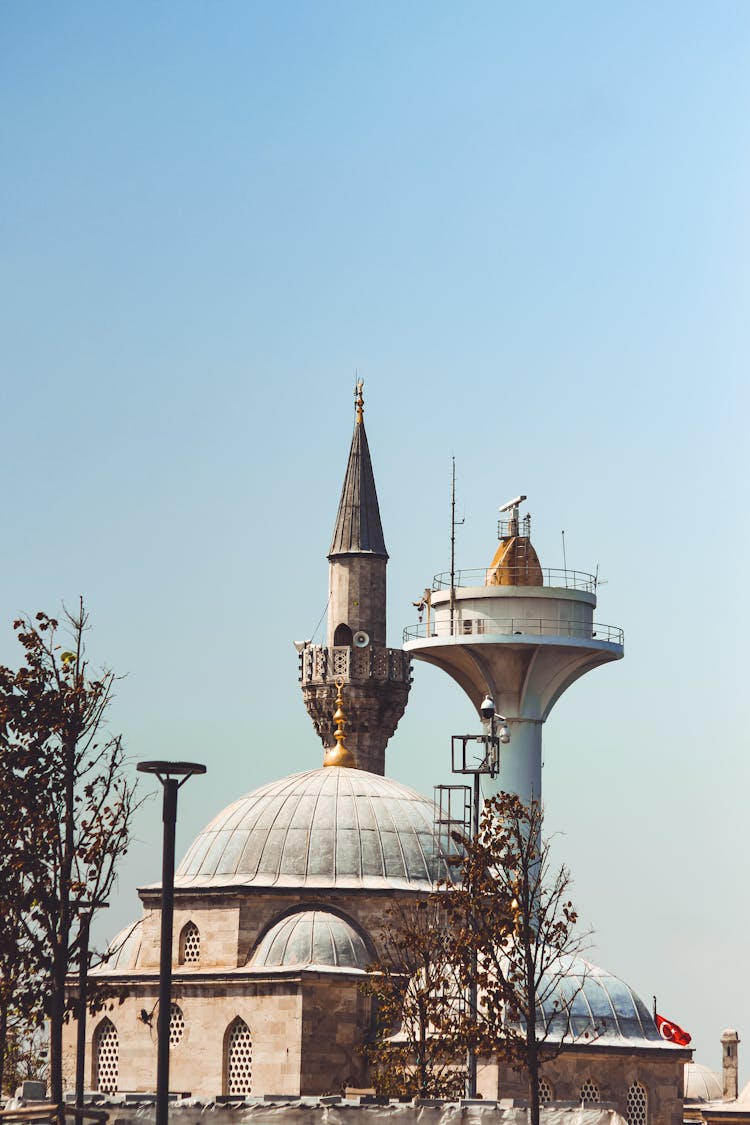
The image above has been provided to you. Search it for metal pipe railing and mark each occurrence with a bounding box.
[403,618,624,644]
[431,567,597,592]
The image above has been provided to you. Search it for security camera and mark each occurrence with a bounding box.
[497,724,511,744]
[479,694,495,720]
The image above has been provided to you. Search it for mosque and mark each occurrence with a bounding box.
[64,386,708,1123]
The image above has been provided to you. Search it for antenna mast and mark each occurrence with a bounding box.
[450,458,464,633]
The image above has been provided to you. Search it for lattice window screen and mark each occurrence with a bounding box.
[169,1003,185,1047]
[94,1018,118,1094]
[580,1079,600,1105]
[226,1017,253,1096]
[627,1082,648,1125]
[538,1078,553,1106]
[180,921,200,964]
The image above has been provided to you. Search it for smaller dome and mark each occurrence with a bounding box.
[253,910,371,971]
[684,1063,722,1102]
[91,920,142,974]
[538,958,680,1047]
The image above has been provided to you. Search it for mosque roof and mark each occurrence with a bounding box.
[173,766,452,891]
[684,1064,723,1102]
[537,959,686,1049]
[252,909,372,972]
[328,398,387,559]
[90,920,143,975]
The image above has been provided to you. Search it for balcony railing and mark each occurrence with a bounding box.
[403,618,624,645]
[431,567,597,592]
[299,644,412,684]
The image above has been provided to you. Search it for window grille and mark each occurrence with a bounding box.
[93,1018,118,1094]
[169,1003,185,1047]
[580,1079,600,1105]
[538,1077,553,1106]
[627,1082,648,1125]
[225,1017,252,1096]
[180,921,200,964]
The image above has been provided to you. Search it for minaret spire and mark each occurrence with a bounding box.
[298,384,411,775]
[328,380,388,561]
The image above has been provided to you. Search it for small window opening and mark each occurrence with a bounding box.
[179,921,200,965]
[333,624,353,646]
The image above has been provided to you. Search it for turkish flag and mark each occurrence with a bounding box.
[655,1013,692,1046]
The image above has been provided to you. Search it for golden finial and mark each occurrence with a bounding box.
[355,378,364,424]
[323,680,357,768]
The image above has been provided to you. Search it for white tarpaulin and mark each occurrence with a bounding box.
[103,1101,628,1125]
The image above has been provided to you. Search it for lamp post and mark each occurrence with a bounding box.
[450,698,510,1099]
[137,761,206,1125]
[74,899,108,1108]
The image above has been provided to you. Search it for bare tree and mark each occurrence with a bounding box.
[360,898,466,1099]
[443,792,593,1125]
[0,601,138,1106]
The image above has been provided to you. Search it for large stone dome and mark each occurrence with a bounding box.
[175,766,452,891]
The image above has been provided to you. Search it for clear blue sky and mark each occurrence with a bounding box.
[2,1,749,1078]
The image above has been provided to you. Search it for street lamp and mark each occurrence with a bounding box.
[449,701,511,1100]
[74,898,108,1109]
[137,761,206,1125]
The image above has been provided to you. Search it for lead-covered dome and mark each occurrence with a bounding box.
[538,958,684,1048]
[175,767,451,890]
[253,910,372,971]
[684,1064,722,1102]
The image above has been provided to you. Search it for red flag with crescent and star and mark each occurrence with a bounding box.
[655,1013,692,1046]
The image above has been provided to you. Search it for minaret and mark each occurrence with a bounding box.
[403,497,624,805]
[299,383,411,775]
[722,1029,740,1100]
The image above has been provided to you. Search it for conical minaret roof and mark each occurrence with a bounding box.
[328,385,388,559]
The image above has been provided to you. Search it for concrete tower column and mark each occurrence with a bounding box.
[404,499,623,806]
[299,383,411,775]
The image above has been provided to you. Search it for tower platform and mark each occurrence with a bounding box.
[403,507,623,805]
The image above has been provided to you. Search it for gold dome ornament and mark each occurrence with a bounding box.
[323,681,357,768]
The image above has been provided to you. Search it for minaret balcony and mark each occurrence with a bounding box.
[300,643,411,686]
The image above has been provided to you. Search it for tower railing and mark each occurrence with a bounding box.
[403,617,624,644]
[431,567,597,592]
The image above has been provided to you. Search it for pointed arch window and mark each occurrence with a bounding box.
[93,1017,118,1094]
[224,1017,253,1096]
[179,921,200,965]
[169,1003,185,1047]
[627,1082,648,1125]
[333,624,353,647]
[538,1077,553,1106]
[580,1079,600,1105]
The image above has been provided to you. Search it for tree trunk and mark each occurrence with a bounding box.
[0,996,8,1098]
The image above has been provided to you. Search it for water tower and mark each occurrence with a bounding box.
[403,496,623,805]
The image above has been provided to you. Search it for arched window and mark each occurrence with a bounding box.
[333,623,353,647]
[224,1017,252,1096]
[580,1079,600,1105]
[627,1082,648,1125]
[538,1077,553,1106]
[93,1018,118,1094]
[179,921,200,965]
[169,1003,185,1047]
